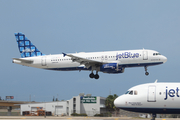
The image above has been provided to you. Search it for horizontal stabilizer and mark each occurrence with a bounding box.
[12,58,33,64]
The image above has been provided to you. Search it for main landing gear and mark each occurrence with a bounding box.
[151,113,156,120]
[144,66,149,76]
[89,71,99,79]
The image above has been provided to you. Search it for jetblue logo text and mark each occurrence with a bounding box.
[116,52,139,60]
[164,87,180,100]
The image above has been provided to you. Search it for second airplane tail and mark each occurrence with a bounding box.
[14,32,45,58]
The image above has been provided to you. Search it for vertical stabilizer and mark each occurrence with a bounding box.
[14,32,45,58]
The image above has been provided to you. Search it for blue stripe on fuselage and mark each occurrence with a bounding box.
[44,62,163,71]
[119,107,180,114]
[122,62,163,68]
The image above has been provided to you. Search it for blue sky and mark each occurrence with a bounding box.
[0,0,180,102]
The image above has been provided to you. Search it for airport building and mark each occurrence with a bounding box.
[19,94,106,116]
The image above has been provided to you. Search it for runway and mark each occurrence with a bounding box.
[0,116,177,120]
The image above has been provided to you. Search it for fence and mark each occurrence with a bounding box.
[0,112,20,116]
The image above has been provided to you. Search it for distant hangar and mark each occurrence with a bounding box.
[19,94,106,116]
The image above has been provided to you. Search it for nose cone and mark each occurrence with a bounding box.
[114,96,123,108]
[114,97,119,107]
[162,55,167,63]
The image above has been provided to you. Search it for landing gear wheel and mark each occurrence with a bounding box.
[94,74,99,79]
[151,113,156,120]
[89,73,94,78]
[145,72,149,76]
[144,66,149,76]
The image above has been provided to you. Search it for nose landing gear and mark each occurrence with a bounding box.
[144,66,149,76]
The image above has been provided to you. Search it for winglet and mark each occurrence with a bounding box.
[62,52,67,57]
[154,79,158,83]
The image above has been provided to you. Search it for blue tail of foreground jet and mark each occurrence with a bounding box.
[14,32,45,58]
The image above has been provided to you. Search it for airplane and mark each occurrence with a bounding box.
[12,32,167,79]
[114,81,180,120]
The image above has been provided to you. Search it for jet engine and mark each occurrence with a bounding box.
[100,63,125,73]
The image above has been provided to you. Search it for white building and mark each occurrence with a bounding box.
[19,94,106,116]
[20,101,68,116]
[69,93,106,116]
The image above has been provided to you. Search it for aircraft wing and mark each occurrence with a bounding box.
[12,58,33,64]
[62,53,105,68]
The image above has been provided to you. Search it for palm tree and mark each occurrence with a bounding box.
[105,94,119,117]
[105,94,118,110]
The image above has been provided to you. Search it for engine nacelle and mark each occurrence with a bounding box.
[100,63,125,74]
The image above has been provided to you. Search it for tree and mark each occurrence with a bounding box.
[105,94,119,117]
[105,94,118,110]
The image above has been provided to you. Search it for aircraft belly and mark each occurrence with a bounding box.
[43,61,83,71]
[50,62,79,68]
[120,62,163,68]
[119,107,180,114]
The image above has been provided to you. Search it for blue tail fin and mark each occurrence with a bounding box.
[14,32,45,58]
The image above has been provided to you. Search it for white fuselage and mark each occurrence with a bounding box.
[114,82,180,114]
[13,49,167,73]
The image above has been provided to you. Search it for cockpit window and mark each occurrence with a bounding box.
[125,90,138,95]
[125,91,130,94]
[134,90,138,95]
[153,53,161,56]
[129,90,133,95]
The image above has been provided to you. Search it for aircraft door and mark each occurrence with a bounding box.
[143,51,148,60]
[147,86,156,102]
[41,57,46,66]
